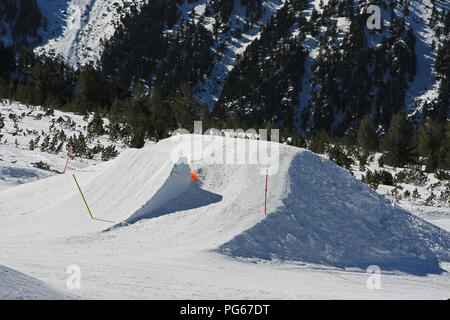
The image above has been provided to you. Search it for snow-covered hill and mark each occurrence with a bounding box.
[219,150,449,274]
[0,265,72,300]
[0,134,449,299]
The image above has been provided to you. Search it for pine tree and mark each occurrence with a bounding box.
[76,64,109,112]
[149,86,173,140]
[417,118,445,172]
[439,122,450,170]
[40,135,50,152]
[357,115,378,156]
[49,135,58,153]
[0,112,4,129]
[56,141,63,153]
[129,126,145,149]
[87,113,106,136]
[433,41,449,121]
[171,83,199,130]
[381,112,415,167]
[308,129,329,154]
[0,41,15,82]
[29,138,35,150]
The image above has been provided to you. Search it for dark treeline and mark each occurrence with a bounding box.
[0,0,44,49]
[1,42,448,174]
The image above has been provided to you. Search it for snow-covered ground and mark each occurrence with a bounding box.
[350,154,450,233]
[0,100,127,191]
[0,124,449,299]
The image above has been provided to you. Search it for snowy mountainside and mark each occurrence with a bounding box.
[350,152,450,232]
[179,0,286,108]
[34,0,145,68]
[360,0,450,118]
[2,0,447,126]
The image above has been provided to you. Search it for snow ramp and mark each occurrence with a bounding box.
[219,151,450,275]
[0,135,448,275]
[110,160,222,228]
[0,139,203,239]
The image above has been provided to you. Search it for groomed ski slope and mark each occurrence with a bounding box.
[0,135,449,299]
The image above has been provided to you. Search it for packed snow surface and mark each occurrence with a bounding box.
[0,135,449,299]
[0,265,71,300]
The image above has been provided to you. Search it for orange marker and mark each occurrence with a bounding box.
[190,171,199,182]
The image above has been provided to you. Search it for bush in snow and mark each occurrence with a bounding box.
[32,161,50,171]
[425,193,436,206]
[327,145,354,171]
[101,145,119,161]
[435,170,450,181]
[87,113,106,137]
[412,188,420,200]
[362,169,394,189]
[394,167,428,186]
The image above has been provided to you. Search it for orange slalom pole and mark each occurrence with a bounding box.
[264,169,268,214]
[63,147,73,174]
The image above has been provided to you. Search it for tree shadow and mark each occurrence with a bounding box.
[0,167,39,179]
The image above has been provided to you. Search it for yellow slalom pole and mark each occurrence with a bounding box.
[72,174,94,220]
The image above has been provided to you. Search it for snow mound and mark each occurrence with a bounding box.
[0,135,448,276]
[219,151,450,275]
[0,265,71,300]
